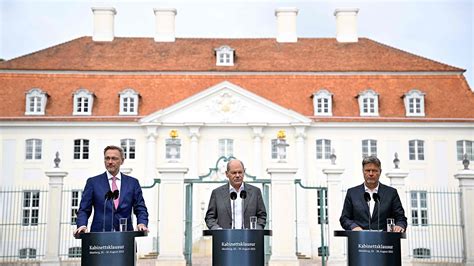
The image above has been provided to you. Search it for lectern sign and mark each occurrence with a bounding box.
[78,231,147,266]
[204,229,272,266]
[334,230,405,266]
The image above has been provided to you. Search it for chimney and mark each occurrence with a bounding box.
[91,7,116,42]
[153,8,177,42]
[334,8,359,43]
[275,7,298,43]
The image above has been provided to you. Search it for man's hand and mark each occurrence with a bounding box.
[137,223,149,232]
[393,225,405,233]
[73,225,87,237]
[352,226,363,231]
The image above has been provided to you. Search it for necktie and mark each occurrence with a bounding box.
[112,176,119,209]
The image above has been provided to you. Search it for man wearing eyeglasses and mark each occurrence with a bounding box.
[73,145,148,236]
[205,159,267,230]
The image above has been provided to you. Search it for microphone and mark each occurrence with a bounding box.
[230,192,237,229]
[111,190,119,231]
[240,190,247,229]
[103,190,113,232]
[373,193,381,231]
[364,192,372,230]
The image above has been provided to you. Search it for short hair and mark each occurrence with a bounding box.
[226,159,245,172]
[362,155,381,168]
[104,145,125,160]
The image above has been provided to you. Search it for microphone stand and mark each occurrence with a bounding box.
[103,191,112,232]
[111,190,119,232]
[240,190,247,229]
[373,193,381,231]
[364,192,372,231]
[230,192,237,229]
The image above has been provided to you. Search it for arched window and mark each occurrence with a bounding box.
[404,89,425,116]
[215,45,235,66]
[312,89,333,116]
[119,88,139,115]
[357,89,379,116]
[25,88,48,115]
[73,88,94,115]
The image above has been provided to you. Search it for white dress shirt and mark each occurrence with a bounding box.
[229,183,245,229]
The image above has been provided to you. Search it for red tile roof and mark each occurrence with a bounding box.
[0,37,463,72]
[0,37,472,122]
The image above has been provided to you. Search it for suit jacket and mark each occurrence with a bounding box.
[76,172,149,232]
[339,183,407,231]
[205,183,267,230]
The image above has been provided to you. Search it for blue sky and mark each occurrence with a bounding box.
[1,0,473,88]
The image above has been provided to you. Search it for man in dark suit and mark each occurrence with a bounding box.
[340,156,407,232]
[205,159,267,229]
[73,145,148,236]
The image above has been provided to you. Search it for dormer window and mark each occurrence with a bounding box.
[312,89,333,116]
[119,88,139,115]
[403,89,425,117]
[25,88,48,115]
[357,89,379,116]
[73,88,94,115]
[214,45,235,66]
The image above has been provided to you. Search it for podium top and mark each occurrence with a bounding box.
[334,230,405,239]
[76,230,148,239]
[203,229,272,236]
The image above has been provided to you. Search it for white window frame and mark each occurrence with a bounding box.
[413,248,431,259]
[411,191,428,226]
[404,89,425,117]
[22,191,40,226]
[19,248,37,259]
[215,45,235,66]
[73,139,89,160]
[25,139,42,160]
[457,140,473,161]
[317,189,328,224]
[316,139,331,160]
[68,247,81,258]
[358,89,379,116]
[312,89,333,116]
[362,139,377,157]
[218,139,234,157]
[121,138,136,159]
[73,88,94,115]
[25,88,47,115]
[119,88,139,115]
[409,139,425,161]
[165,138,181,160]
[70,190,81,224]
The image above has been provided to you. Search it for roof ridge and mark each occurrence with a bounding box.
[365,38,464,72]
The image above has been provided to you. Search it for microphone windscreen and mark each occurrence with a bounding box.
[113,190,119,199]
[240,190,247,199]
[373,193,380,202]
[230,191,237,200]
[364,192,371,202]
[105,190,113,200]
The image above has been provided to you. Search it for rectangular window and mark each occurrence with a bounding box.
[363,98,375,114]
[271,139,287,159]
[317,98,329,114]
[409,98,422,114]
[19,248,37,259]
[75,97,89,113]
[28,96,41,113]
[22,191,40,226]
[70,190,81,224]
[413,248,431,259]
[121,139,136,159]
[122,97,135,113]
[362,139,377,157]
[74,139,89,160]
[409,140,425,160]
[411,191,428,226]
[218,139,234,157]
[316,139,331,160]
[25,139,42,160]
[165,138,181,160]
[317,190,328,224]
[457,140,473,161]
